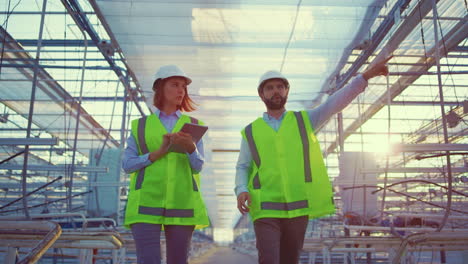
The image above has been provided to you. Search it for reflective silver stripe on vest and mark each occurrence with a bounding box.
[135,116,149,190]
[138,116,150,154]
[139,206,194,218]
[261,200,309,211]
[190,116,199,191]
[294,112,312,182]
[245,124,261,189]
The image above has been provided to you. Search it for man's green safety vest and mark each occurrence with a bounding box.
[241,111,335,222]
[124,114,209,229]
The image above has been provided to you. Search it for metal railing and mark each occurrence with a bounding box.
[0,220,62,264]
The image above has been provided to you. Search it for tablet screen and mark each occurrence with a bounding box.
[168,123,208,153]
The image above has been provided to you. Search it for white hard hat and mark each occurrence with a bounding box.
[258,70,289,90]
[154,65,192,85]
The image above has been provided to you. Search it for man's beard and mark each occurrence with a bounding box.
[263,95,287,110]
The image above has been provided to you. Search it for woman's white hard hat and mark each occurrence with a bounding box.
[154,65,192,85]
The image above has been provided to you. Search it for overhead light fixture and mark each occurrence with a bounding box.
[98,40,115,57]
[446,110,461,128]
[354,39,370,50]
[41,207,50,214]
[120,187,127,196]
[0,113,9,123]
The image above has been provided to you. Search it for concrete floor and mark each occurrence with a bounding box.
[190,246,257,264]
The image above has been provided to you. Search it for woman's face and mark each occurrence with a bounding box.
[162,77,187,107]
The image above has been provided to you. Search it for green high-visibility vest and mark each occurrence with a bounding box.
[241,111,335,221]
[124,114,209,229]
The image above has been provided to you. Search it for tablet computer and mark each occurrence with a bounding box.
[169,123,208,153]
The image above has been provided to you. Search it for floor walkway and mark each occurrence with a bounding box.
[190,246,257,264]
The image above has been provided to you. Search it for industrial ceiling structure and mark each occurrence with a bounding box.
[0,0,467,262]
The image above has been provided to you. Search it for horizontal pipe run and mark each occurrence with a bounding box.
[0,164,108,173]
[0,138,58,146]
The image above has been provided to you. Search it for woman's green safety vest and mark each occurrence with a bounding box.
[241,111,335,222]
[124,114,209,229]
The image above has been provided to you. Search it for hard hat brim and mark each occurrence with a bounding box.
[156,75,192,85]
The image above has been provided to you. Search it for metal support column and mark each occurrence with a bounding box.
[432,0,453,232]
[20,0,48,219]
[67,31,88,212]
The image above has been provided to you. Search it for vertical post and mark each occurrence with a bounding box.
[20,0,48,219]
[440,249,446,264]
[380,73,392,220]
[4,247,18,264]
[337,113,344,153]
[432,0,453,232]
[67,33,88,212]
[365,230,371,264]
[117,74,129,222]
[337,74,350,264]
[338,111,351,264]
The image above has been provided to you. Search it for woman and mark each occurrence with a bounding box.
[122,65,209,264]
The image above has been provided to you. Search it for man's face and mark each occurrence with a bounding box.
[259,79,289,110]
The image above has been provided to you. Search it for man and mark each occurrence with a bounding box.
[235,58,391,264]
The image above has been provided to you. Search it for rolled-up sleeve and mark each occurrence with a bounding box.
[188,139,205,173]
[122,134,205,174]
[235,138,251,196]
[308,74,368,129]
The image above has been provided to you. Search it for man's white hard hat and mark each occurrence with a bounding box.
[258,70,289,91]
[154,65,192,85]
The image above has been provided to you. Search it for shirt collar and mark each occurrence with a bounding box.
[263,110,287,121]
[154,108,182,118]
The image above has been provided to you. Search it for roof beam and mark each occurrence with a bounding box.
[0,27,120,151]
[320,0,412,98]
[324,13,468,155]
[61,0,146,116]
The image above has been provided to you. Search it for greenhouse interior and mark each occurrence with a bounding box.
[0,0,467,263]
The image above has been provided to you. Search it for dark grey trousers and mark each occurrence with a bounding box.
[131,223,194,264]
[253,216,309,264]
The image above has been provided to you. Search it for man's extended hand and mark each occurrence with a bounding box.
[237,192,251,214]
[363,56,393,81]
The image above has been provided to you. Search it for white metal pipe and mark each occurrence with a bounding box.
[0,164,108,173]
[0,138,58,146]
[361,167,467,174]
[390,213,468,220]
[344,224,468,232]
[392,143,468,152]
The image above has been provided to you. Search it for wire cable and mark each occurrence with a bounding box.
[369,179,467,198]
[280,0,302,72]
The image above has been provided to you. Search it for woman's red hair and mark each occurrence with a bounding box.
[152,78,197,112]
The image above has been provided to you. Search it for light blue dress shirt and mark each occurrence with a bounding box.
[122,109,205,174]
[234,75,368,196]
